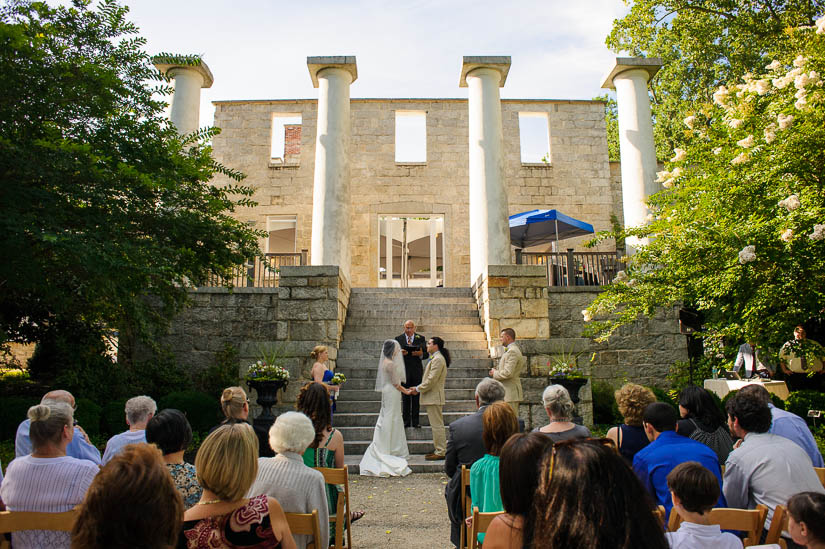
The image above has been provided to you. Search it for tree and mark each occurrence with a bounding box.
[607,0,824,160]
[585,17,825,356]
[0,1,261,361]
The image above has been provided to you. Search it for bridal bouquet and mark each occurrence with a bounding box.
[330,372,347,385]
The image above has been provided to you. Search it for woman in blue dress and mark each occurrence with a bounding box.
[310,345,339,413]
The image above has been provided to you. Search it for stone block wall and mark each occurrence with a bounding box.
[211,98,620,288]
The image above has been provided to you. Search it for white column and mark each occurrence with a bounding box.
[601,58,662,254]
[460,56,512,285]
[307,57,358,275]
[153,61,214,136]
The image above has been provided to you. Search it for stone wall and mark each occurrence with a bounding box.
[211,98,620,287]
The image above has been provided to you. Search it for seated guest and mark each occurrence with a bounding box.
[532,438,668,549]
[534,384,591,442]
[0,401,99,549]
[676,385,734,464]
[482,432,553,549]
[607,383,656,464]
[444,378,520,547]
[787,492,825,549]
[633,402,724,521]
[102,395,156,464]
[470,401,519,545]
[145,408,202,509]
[71,443,182,549]
[211,386,250,431]
[15,389,101,464]
[723,391,825,530]
[738,384,824,467]
[181,423,296,549]
[248,412,329,549]
[665,462,743,549]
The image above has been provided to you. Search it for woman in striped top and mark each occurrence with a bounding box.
[0,401,99,549]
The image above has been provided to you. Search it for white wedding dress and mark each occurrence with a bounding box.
[359,341,411,477]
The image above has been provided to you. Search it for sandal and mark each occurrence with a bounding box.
[350,510,366,523]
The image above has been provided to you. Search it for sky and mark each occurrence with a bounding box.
[125,0,630,127]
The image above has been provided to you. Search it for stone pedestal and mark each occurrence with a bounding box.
[601,58,662,254]
[307,57,358,277]
[461,57,512,284]
[153,60,214,136]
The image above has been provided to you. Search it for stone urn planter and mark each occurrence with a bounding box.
[247,379,288,457]
[549,377,587,404]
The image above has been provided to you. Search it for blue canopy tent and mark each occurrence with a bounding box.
[508,209,595,249]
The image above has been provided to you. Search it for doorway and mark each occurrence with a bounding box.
[378,216,444,287]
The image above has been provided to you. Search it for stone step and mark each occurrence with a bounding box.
[351,287,471,296]
[337,348,489,359]
[337,426,440,440]
[342,330,487,341]
[339,340,488,351]
[342,321,482,331]
[337,377,482,390]
[332,411,470,427]
[336,388,477,402]
[345,439,435,455]
[334,400,477,413]
[334,359,493,373]
[344,454,446,474]
[348,296,476,305]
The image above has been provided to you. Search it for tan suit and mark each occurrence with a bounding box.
[492,342,526,416]
[419,351,448,455]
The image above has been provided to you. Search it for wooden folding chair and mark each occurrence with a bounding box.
[315,467,352,549]
[285,510,322,549]
[0,507,79,549]
[653,505,666,528]
[815,467,825,488]
[764,504,790,549]
[460,465,472,549]
[667,504,767,546]
[469,506,505,549]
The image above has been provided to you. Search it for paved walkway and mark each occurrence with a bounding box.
[346,473,453,548]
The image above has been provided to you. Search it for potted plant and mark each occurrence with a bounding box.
[547,351,588,405]
[245,345,290,429]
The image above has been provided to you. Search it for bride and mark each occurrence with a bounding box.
[359,339,412,477]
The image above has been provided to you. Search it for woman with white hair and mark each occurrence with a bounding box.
[247,412,329,549]
[102,395,157,464]
[534,384,591,443]
[0,401,99,548]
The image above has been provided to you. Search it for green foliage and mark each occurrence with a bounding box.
[74,398,102,437]
[606,0,822,159]
[647,385,680,412]
[592,381,621,424]
[0,1,263,357]
[594,94,620,162]
[194,343,241,398]
[101,399,128,438]
[125,353,190,398]
[786,390,825,421]
[0,440,13,473]
[158,391,221,434]
[667,358,718,392]
[586,23,825,353]
[0,395,38,440]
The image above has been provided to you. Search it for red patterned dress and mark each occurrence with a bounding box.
[179,494,282,548]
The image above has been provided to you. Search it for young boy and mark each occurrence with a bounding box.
[666,462,743,549]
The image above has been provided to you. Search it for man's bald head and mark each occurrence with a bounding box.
[404,320,415,337]
[42,390,75,408]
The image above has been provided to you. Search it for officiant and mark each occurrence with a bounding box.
[396,320,429,428]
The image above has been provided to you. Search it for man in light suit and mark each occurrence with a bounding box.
[489,327,526,416]
[733,342,773,378]
[414,337,448,461]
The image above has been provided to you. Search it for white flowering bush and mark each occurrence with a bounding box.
[585,18,825,351]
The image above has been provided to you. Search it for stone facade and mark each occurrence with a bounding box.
[211,98,619,287]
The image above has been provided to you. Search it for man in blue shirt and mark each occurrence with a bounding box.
[15,389,102,465]
[738,384,824,467]
[633,402,725,520]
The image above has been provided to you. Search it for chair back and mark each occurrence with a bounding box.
[763,504,790,549]
[285,510,322,549]
[470,507,505,549]
[315,466,351,549]
[460,465,472,549]
[653,505,666,527]
[667,504,767,546]
[0,508,79,549]
[815,467,825,488]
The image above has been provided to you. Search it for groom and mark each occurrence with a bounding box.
[413,337,448,460]
[396,320,428,428]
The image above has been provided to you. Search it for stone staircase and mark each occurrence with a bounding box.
[335,287,492,473]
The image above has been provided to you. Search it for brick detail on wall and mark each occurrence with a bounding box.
[284,124,301,164]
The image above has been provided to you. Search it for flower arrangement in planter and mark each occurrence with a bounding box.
[245,360,290,383]
[547,349,587,380]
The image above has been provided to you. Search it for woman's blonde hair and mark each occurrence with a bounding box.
[28,401,73,450]
[220,386,247,420]
[309,345,328,361]
[615,383,657,427]
[195,423,259,501]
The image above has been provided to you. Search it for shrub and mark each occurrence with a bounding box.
[157,391,221,434]
[592,381,620,425]
[101,399,128,438]
[0,395,39,440]
[667,357,718,393]
[74,398,102,437]
[125,352,190,398]
[786,391,825,424]
[647,386,679,413]
[193,343,241,398]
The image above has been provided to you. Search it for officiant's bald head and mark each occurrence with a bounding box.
[404,320,415,337]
